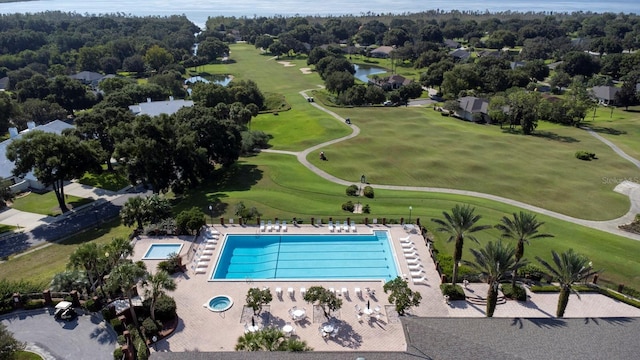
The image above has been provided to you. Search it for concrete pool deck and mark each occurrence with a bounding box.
[131,224,640,354]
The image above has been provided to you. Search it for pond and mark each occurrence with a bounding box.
[185,74,233,87]
[353,64,387,83]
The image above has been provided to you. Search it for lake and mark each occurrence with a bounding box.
[1,0,639,28]
[353,64,387,83]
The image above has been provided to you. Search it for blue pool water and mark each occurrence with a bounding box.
[143,244,183,260]
[211,231,398,281]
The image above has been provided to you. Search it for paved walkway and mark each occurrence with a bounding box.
[263,90,640,241]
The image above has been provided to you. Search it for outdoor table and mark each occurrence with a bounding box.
[247,325,260,332]
[323,324,334,333]
[292,309,305,320]
[404,224,416,233]
[363,308,374,316]
[282,324,293,335]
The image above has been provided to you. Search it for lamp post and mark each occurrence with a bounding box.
[408,206,412,224]
[208,204,213,224]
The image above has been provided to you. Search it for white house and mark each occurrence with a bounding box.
[1,120,74,192]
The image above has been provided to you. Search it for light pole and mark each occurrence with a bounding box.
[408,206,412,224]
[208,204,213,224]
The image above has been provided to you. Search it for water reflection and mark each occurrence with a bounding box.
[353,64,387,83]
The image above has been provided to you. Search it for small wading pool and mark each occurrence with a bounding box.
[206,295,233,312]
[143,243,183,260]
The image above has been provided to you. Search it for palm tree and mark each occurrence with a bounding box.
[103,237,134,268]
[107,260,148,328]
[536,249,598,317]
[68,243,102,294]
[496,211,553,287]
[431,204,491,284]
[121,196,146,229]
[464,240,521,317]
[145,270,176,321]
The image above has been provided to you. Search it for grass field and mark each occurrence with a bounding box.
[0,219,130,283]
[0,224,16,234]
[169,152,640,288]
[11,192,93,216]
[78,167,130,192]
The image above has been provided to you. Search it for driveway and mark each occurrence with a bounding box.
[1,309,117,360]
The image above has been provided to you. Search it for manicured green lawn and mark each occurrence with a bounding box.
[585,105,640,161]
[170,152,640,288]
[0,219,131,284]
[13,350,43,360]
[11,192,93,216]
[78,167,130,192]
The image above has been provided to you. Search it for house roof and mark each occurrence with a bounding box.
[459,96,488,114]
[0,120,74,180]
[128,99,194,117]
[388,74,411,85]
[370,46,394,55]
[444,39,459,48]
[0,77,9,90]
[449,48,471,60]
[591,86,620,101]
[69,71,105,83]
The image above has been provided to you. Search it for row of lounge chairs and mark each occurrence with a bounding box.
[328,220,356,232]
[193,227,220,274]
[260,220,288,232]
[401,235,427,285]
[276,287,363,300]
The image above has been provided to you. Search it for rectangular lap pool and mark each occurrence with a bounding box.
[211,231,399,281]
[143,243,183,260]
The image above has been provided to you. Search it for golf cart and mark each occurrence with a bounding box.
[54,301,77,321]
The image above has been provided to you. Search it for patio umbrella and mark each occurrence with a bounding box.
[367,300,370,309]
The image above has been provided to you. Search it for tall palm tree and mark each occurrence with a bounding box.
[107,260,148,328]
[536,249,598,317]
[103,237,134,268]
[68,243,102,294]
[464,240,521,317]
[120,196,146,229]
[145,270,176,321]
[496,211,553,287]
[431,204,491,284]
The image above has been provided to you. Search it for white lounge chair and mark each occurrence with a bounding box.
[260,220,265,232]
[343,221,349,232]
[399,235,412,242]
[336,221,342,232]
[267,220,272,232]
[329,287,335,294]
[341,287,348,298]
[300,287,306,297]
[288,287,294,298]
[413,276,428,285]
[276,287,283,297]
[205,243,215,250]
[410,269,425,277]
[354,287,362,298]
[195,268,206,274]
[372,218,378,224]
[403,247,417,254]
[282,221,288,232]
[328,221,334,232]
[196,261,209,268]
[401,242,415,249]
[404,251,420,259]
[202,249,214,256]
[406,257,421,265]
[351,223,356,232]
[408,264,423,271]
[275,220,280,231]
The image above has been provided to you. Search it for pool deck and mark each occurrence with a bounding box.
[131,224,640,354]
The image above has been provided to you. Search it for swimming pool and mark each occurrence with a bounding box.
[211,231,399,281]
[143,243,183,260]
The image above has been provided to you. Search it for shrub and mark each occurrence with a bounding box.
[363,186,374,198]
[113,347,124,360]
[142,317,160,337]
[153,295,177,322]
[110,318,124,333]
[440,284,465,300]
[102,307,116,321]
[530,285,561,292]
[519,263,546,281]
[136,339,149,360]
[23,299,45,310]
[157,253,181,274]
[363,204,371,214]
[575,150,597,160]
[83,298,101,312]
[501,283,527,301]
[345,185,358,196]
[342,201,355,212]
[117,335,126,345]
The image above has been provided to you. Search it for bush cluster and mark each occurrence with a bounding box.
[345,185,358,196]
[342,201,355,212]
[142,317,161,337]
[575,151,597,160]
[363,204,371,214]
[519,263,546,281]
[363,186,374,198]
[501,284,527,301]
[110,318,124,333]
[23,299,45,310]
[440,284,465,300]
[152,295,177,322]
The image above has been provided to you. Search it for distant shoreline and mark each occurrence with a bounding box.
[0,0,38,3]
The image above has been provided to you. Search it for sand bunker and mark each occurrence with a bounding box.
[299,67,312,74]
[277,61,296,67]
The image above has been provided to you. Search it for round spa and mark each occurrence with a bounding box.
[206,295,233,312]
